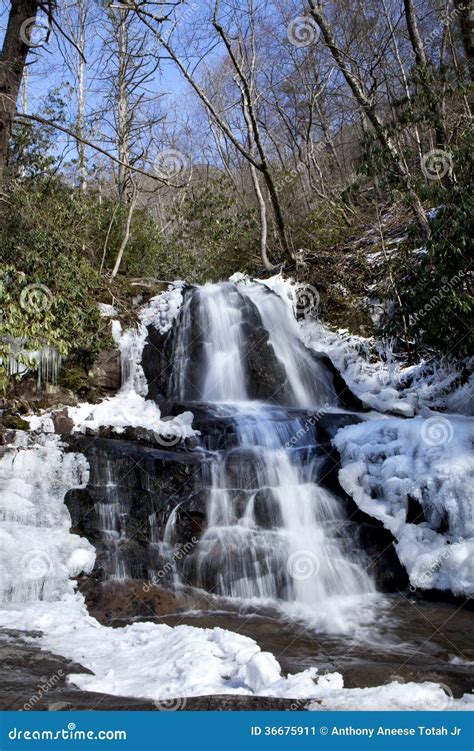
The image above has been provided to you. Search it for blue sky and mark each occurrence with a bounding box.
[0,0,202,171]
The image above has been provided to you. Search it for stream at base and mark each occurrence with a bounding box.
[121,596,473,698]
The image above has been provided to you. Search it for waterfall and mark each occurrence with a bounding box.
[167,282,337,408]
[239,285,336,408]
[150,281,377,630]
[93,458,130,580]
[199,284,249,402]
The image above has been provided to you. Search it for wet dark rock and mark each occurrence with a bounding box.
[78,580,183,624]
[141,325,174,403]
[224,448,267,490]
[317,412,362,441]
[238,294,289,402]
[315,354,367,411]
[357,523,408,591]
[88,348,121,391]
[406,494,427,524]
[51,407,75,435]
[8,377,78,409]
[141,288,204,403]
[64,436,210,581]
[253,489,283,528]
[0,412,29,431]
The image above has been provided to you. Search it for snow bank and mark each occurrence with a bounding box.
[302,322,473,417]
[65,391,195,440]
[0,596,472,709]
[334,414,474,596]
[0,434,95,603]
[0,596,320,701]
[307,678,473,711]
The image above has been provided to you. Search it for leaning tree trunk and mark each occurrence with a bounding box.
[0,0,40,182]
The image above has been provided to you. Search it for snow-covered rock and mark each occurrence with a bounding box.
[0,433,95,603]
[303,322,473,417]
[334,414,474,596]
[0,595,472,709]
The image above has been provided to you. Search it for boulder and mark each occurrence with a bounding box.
[87,348,121,391]
[51,407,74,435]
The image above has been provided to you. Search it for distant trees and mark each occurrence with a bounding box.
[0,0,472,356]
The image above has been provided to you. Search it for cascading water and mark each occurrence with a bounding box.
[240,285,336,408]
[166,282,336,407]
[155,281,377,630]
[199,285,249,402]
[93,458,130,580]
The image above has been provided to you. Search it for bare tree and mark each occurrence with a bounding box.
[60,0,93,191]
[306,0,431,237]
[133,0,297,263]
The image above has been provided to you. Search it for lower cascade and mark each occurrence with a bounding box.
[178,405,375,622]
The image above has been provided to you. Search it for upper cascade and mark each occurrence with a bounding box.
[143,281,337,408]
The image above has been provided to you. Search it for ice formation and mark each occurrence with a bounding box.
[334,414,474,595]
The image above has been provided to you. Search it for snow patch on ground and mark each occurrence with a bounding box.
[307,680,473,711]
[0,596,472,708]
[0,596,320,701]
[98,303,118,318]
[334,414,474,596]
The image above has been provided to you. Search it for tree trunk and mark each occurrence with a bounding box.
[454,0,474,65]
[403,0,448,150]
[250,163,272,270]
[77,24,87,191]
[111,189,137,278]
[117,9,130,203]
[0,0,39,182]
[403,0,428,68]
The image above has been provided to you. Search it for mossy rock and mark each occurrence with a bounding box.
[1,414,29,431]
